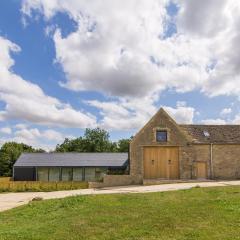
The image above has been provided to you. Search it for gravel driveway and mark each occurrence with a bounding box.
[1,180,240,212]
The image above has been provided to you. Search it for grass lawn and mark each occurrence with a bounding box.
[0,186,240,240]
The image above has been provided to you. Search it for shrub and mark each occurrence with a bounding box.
[0,179,88,192]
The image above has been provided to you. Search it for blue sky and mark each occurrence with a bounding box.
[0,0,240,150]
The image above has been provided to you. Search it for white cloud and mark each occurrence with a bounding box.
[201,118,226,125]
[21,0,240,100]
[87,98,195,130]
[0,36,96,128]
[220,107,232,116]
[13,127,69,151]
[0,127,12,135]
[163,101,195,124]
[87,96,158,130]
[15,123,28,129]
[177,0,228,37]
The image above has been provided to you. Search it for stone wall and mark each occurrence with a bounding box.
[192,145,211,179]
[179,145,194,179]
[212,144,240,179]
[130,109,189,180]
[182,144,240,179]
[89,174,142,188]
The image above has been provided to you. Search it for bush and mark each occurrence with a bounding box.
[0,179,88,193]
[0,177,11,182]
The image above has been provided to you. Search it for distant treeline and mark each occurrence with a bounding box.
[0,128,131,177]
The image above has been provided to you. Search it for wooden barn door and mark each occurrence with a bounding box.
[143,147,179,179]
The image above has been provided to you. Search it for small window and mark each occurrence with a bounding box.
[49,168,60,182]
[156,130,167,142]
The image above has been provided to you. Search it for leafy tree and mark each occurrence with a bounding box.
[0,142,44,176]
[55,128,132,153]
[84,128,115,152]
[117,138,131,152]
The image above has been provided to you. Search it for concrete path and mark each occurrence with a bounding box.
[1,180,240,212]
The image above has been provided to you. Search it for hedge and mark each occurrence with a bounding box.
[0,178,88,192]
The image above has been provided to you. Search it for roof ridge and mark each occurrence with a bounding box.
[179,124,240,127]
[22,152,128,154]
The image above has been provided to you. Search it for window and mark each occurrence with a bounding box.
[95,168,107,181]
[156,130,167,142]
[49,168,60,181]
[37,167,49,181]
[203,130,210,137]
[85,168,96,181]
[61,168,72,181]
[72,168,83,181]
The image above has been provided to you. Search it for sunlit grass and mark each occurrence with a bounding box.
[1,186,240,240]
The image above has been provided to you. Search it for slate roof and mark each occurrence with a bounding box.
[14,153,128,167]
[179,125,240,144]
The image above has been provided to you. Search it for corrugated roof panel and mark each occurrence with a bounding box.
[14,153,128,167]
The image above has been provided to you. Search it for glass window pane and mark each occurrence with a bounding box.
[72,168,83,181]
[49,168,60,181]
[37,167,48,181]
[61,168,72,181]
[85,168,96,181]
[156,130,167,142]
[95,168,107,181]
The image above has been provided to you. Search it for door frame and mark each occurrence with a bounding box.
[142,146,180,179]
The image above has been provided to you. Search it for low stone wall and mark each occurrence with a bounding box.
[89,174,142,188]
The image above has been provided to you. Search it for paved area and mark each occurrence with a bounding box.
[1,180,240,212]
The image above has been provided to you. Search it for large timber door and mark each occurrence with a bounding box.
[143,147,179,179]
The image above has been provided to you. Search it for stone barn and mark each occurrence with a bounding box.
[130,108,240,183]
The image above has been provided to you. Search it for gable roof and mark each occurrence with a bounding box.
[14,153,128,167]
[131,108,189,143]
[179,124,240,144]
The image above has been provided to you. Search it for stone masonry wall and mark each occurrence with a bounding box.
[212,144,240,179]
[130,109,189,180]
[89,175,142,188]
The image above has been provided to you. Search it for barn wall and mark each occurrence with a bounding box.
[192,145,211,179]
[182,144,240,179]
[212,144,240,179]
[130,109,189,180]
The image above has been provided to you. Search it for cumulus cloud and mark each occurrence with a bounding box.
[0,127,12,135]
[201,118,226,125]
[15,123,28,129]
[0,36,96,128]
[21,0,240,100]
[86,96,157,130]
[177,0,240,97]
[220,108,232,116]
[86,98,195,130]
[12,127,71,151]
[177,0,228,37]
[163,101,195,124]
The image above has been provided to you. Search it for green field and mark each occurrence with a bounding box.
[0,186,240,240]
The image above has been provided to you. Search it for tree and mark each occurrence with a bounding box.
[117,138,131,152]
[0,142,44,176]
[56,128,118,152]
[84,128,116,152]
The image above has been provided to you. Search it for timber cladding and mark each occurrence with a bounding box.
[143,147,179,179]
[130,108,240,182]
